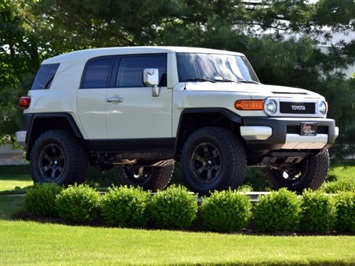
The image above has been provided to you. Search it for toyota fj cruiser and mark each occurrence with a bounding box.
[16,46,339,194]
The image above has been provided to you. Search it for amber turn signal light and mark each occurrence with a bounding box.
[18,96,31,109]
[235,100,264,110]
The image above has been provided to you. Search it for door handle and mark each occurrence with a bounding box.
[107,96,124,103]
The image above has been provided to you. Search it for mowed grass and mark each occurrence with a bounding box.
[1,220,355,266]
[0,166,31,219]
[0,165,355,265]
[0,195,26,219]
[322,164,355,192]
[0,165,33,192]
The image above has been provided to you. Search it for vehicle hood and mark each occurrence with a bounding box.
[183,82,323,98]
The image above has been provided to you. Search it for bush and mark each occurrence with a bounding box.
[299,190,336,233]
[200,190,252,232]
[55,184,101,223]
[24,183,63,217]
[335,192,355,233]
[101,186,150,227]
[320,179,355,193]
[320,165,355,193]
[253,188,301,233]
[147,185,198,230]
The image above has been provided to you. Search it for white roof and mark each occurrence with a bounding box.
[43,46,244,64]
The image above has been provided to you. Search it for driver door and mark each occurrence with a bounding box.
[106,54,172,140]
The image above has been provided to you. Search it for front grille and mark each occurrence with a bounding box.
[280,102,315,114]
[287,126,300,134]
[287,126,328,134]
[317,126,328,134]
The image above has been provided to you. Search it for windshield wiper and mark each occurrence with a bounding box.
[237,79,259,84]
[185,78,217,83]
[214,78,237,83]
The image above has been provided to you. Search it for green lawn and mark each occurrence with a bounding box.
[0,165,355,265]
[0,165,33,193]
[1,220,354,265]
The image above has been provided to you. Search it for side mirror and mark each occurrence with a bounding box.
[143,68,160,97]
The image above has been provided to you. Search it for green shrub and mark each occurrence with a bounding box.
[55,184,101,223]
[147,185,198,230]
[253,188,301,233]
[320,165,355,193]
[335,192,355,233]
[299,190,336,233]
[320,178,355,193]
[200,190,252,233]
[101,186,150,227]
[24,183,63,217]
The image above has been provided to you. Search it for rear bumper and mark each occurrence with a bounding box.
[240,117,338,150]
[15,131,27,148]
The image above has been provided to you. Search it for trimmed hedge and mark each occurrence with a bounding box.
[55,184,101,223]
[24,183,355,234]
[253,188,301,233]
[335,192,355,233]
[299,190,336,233]
[200,189,252,233]
[101,186,150,227]
[146,185,198,229]
[24,183,63,217]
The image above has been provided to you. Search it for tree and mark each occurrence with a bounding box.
[1,0,355,158]
[0,0,36,143]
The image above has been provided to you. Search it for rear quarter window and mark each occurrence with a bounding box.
[81,56,114,88]
[31,63,60,90]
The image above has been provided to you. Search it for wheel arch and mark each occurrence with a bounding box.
[174,108,243,160]
[25,113,84,160]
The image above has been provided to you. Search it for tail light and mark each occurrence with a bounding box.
[18,96,31,109]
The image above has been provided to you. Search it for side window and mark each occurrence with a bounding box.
[116,54,167,87]
[81,57,114,88]
[31,63,60,90]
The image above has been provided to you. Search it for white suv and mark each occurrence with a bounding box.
[16,46,339,194]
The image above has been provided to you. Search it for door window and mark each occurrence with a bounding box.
[116,54,167,87]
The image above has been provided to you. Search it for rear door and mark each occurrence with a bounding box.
[77,56,114,139]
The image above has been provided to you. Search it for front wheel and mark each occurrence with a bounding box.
[117,162,174,191]
[180,127,247,195]
[267,149,330,193]
[30,130,89,185]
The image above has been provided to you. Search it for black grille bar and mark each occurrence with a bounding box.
[280,102,315,114]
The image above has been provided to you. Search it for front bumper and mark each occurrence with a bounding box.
[240,117,338,150]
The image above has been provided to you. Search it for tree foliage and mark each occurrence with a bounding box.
[1,0,355,157]
[0,0,39,142]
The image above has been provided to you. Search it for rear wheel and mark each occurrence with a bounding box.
[30,130,89,185]
[267,149,330,193]
[180,127,247,195]
[118,162,174,191]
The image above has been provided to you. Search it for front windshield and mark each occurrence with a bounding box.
[177,53,259,83]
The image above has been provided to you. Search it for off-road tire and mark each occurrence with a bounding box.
[180,127,247,195]
[30,129,89,185]
[267,149,330,193]
[118,163,174,191]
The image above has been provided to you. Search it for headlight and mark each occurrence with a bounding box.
[264,99,277,115]
[319,101,327,115]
